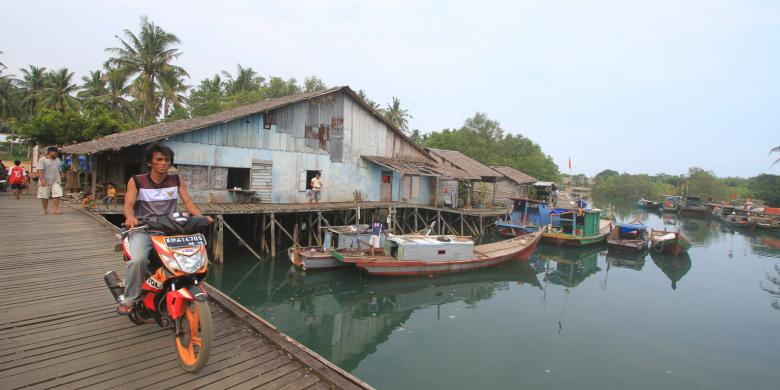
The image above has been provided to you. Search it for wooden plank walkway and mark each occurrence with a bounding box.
[0,193,371,390]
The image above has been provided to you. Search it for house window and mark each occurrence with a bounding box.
[227,168,250,190]
[438,250,446,255]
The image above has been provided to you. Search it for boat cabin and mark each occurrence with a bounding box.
[611,222,648,240]
[323,224,385,250]
[383,235,475,262]
[551,209,602,237]
[499,198,553,229]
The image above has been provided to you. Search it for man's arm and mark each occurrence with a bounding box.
[36,159,46,186]
[123,178,139,228]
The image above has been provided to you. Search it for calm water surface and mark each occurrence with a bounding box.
[208,204,780,389]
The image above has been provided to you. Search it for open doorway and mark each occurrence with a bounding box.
[380,171,393,201]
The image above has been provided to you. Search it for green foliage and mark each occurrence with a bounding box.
[421,112,560,181]
[15,108,125,146]
[684,167,729,200]
[592,173,664,199]
[749,174,780,207]
[382,97,412,133]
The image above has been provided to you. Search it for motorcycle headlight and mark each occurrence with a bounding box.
[160,251,206,274]
[173,251,206,274]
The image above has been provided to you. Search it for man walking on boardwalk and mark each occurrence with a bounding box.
[37,146,63,215]
[309,171,322,208]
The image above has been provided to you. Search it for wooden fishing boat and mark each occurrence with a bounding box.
[636,198,660,209]
[332,231,543,276]
[713,206,756,230]
[495,198,553,237]
[649,229,692,256]
[607,220,649,251]
[662,195,681,212]
[288,224,385,270]
[542,209,611,246]
[680,195,708,216]
[753,214,780,231]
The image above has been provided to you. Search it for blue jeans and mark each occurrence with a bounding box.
[123,231,152,305]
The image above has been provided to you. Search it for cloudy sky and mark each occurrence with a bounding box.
[2,0,778,177]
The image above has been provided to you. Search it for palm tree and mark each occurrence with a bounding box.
[99,67,136,121]
[221,64,263,96]
[18,65,47,115]
[158,67,189,119]
[356,89,380,111]
[382,96,412,133]
[772,146,780,166]
[78,70,108,100]
[38,68,80,112]
[106,16,188,123]
[0,73,20,123]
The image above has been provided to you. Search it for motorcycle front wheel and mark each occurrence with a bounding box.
[174,300,214,373]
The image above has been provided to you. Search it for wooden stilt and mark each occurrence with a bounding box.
[270,212,276,258]
[214,215,224,264]
[222,216,264,261]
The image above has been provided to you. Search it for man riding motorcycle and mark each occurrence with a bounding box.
[117,142,213,315]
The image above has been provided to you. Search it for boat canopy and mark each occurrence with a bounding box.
[616,223,647,232]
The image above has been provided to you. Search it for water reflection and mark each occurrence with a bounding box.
[650,251,692,290]
[605,249,647,271]
[532,245,604,288]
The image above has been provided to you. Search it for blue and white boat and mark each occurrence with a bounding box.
[495,198,555,237]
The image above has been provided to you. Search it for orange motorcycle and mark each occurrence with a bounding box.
[104,213,214,372]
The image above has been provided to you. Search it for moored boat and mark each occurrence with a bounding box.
[713,206,756,230]
[495,198,553,237]
[332,230,543,276]
[662,195,681,212]
[607,220,649,251]
[680,195,708,216]
[636,198,660,210]
[649,229,692,256]
[542,209,611,246]
[288,224,385,270]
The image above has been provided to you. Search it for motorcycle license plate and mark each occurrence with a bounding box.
[164,234,206,248]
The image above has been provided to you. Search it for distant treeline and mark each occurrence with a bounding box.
[591,168,780,207]
[411,113,561,182]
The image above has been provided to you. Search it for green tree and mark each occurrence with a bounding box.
[222,64,263,96]
[18,65,47,115]
[78,70,108,100]
[749,174,780,207]
[685,167,728,200]
[263,76,299,98]
[303,76,326,92]
[106,16,188,123]
[37,68,80,112]
[382,96,412,133]
[188,75,225,117]
[16,108,125,145]
[100,68,137,122]
[356,89,380,111]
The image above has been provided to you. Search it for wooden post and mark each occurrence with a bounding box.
[437,210,442,235]
[214,215,224,264]
[293,223,299,248]
[260,213,267,253]
[479,216,484,238]
[270,212,276,258]
[90,154,98,200]
[414,208,418,232]
[492,180,497,208]
[460,212,464,235]
[222,216,264,261]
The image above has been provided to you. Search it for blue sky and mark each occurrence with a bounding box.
[1,0,778,177]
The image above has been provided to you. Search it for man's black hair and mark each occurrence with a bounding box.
[144,142,175,165]
[14,160,21,165]
[47,146,58,153]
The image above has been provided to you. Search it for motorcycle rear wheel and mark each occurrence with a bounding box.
[174,300,213,373]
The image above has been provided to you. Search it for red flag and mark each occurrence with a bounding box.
[568,157,572,170]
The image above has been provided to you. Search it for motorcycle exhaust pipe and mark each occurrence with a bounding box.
[104,270,125,303]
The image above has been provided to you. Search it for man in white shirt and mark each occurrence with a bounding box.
[309,172,322,208]
[37,146,63,215]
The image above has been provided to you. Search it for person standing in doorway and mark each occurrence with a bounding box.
[37,146,63,215]
[7,160,26,199]
[309,171,323,208]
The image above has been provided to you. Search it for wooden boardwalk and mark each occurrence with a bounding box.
[0,194,371,390]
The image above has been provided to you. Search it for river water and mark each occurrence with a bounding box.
[208,203,780,389]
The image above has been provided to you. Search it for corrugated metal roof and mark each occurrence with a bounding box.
[491,166,537,184]
[362,155,478,180]
[62,86,429,158]
[425,148,500,178]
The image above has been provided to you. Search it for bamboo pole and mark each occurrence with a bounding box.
[214,215,224,264]
[221,216,264,262]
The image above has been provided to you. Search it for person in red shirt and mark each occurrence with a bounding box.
[7,160,26,200]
